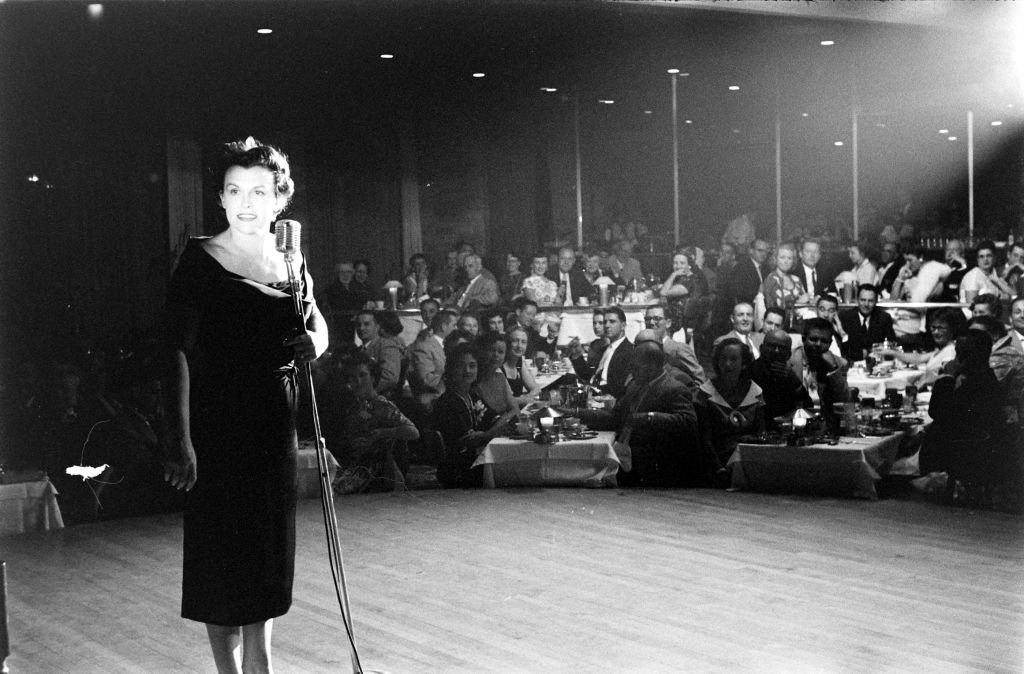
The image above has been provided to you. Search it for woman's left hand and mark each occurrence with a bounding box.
[284,332,318,363]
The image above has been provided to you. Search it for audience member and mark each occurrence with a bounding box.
[695,338,766,473]
[970,293,1002,320]
[876,241,903,295]
[797,239,823,299]
[327,353,419,495]
[567,308,608,377]
[759,243,808,328]
[498,252,524,303]
[761,306,785,334]
[444,313,479,353]
[960,240,1014,303]
[845,241,878,291]
[1000,242,1024,298]
[532,313,563,360]
[402,253,431,301]
[473,332,518,415]
[448,254,499,311]
[481,307,506,336]
[433,343,516,488]
[799,318,850,434]
[609,240,644,287]
[324,260,372,344]
[643,305,705,383]
[574,306,633,398]
[580,340,705,487]
[750,329,812,428]
[547,245,591,306]
[940,238,969,302]
[967,315,1024,429]
[502,326,541,406]
[1009,297,1024,354]
[521,253,559,305]
[714,302,762,359]
[634,329,696,394]
[355,310,405,398]
[408,309,457,413]
[891,247,949,302]
[838,284,896,362]
[726,239,769,307]
[876,307,964,388]
[660,249,710,333]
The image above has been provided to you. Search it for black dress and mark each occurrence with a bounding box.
[165,238,313,626]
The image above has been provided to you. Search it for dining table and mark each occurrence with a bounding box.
[473,430,622,488]
[0,472,65,536]
[726,431,904,499]
[846,366,926,400]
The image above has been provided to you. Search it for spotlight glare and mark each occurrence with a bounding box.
[644,110,653,115]
[684,119,692,124]
[801,112,809,118]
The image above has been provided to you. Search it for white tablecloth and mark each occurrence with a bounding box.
[473,430,621,488]
[0,478,64,535]
[847,368,926,400]
[727,432,903,499]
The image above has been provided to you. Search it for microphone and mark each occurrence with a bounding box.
[275,219,301,258]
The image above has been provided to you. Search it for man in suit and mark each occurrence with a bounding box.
[573,306,633,398]
[876,242,903,296]
[446,254,499,311]
[408,309,458,413]
[579,340,705,487]
[568,308,608,377]
[547,246,592,307]
[797,239,823,299]
[354,309,404,398]
[714,302,763,359]
[643,305,705,384]
[800,318,850,435]
[724,239,769,307]
[750,329,812,429]
[837,284,895,361]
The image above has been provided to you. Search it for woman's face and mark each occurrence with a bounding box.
[354,263,369,283]
[488,315,505,334]
[342,364,376,400]
[412,257,427,274]
[482,340,506,370]
[930,320,952,348]
[775,248,794,273]
[220,166,282,235]
[506,255,521,274]
[508,330,529,358]
[531,257,548,276]
[717,345,745,379]
[672,254,691,274]
[451,353,478,390]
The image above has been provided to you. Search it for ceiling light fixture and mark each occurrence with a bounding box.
[820,40,835,46]
[833,141,844,146]
[472,72,485,78]
[257,28,273,35]
[728,85,740,91]
[991,120,1003,126]
[685,119,692,124]
[540,87,557,93]
[643,110,652,115]
[380,54,394,59]
[667,68,679,74]
[948,136,958,141]
[87,3,103,19]
[801,112,809,118]
[598,99,614,105]
[27,174,39,183]
[938,129,949,134]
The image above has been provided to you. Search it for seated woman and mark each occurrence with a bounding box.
[433,343,516,488]
[875,307,965,389]
[695,337,766,474]
[326,352,420,494]
[520,253,559,305]
[501,325,542,406]
[473,332,519,415]
[659,248,710,333]
[481,307,506,336]
[757,243,808,329]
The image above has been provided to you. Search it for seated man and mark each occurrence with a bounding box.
[761,306,786,335]
[967,315,1024,429]
[567,308,608,376]
[798,318,850,434]
[890,248,950,303]
[634,329,696,395]
[533,313,563,360]
[643,305,706,384]
[838,284,896,362]
[573,306,633,399]
[408,309,458,414]
[579,340,706,487]
[354,309,404,398]
[751,329,812,429]
[446,254,499,311]
[714,301,762,359]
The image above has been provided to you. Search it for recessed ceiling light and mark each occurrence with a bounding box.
[732,129,740,134]
[801,112,809,118]
[380,54,394,59]
[991,120,1003,126]
[667,69,679,74]
[472,72,485,78]
[598,99,614,105]
[87,3,103,19]
[820,40,835,46]
[728,85,740,91]
[27,174,39,183]
[644,110,653,115]
[948,136,958,141]
[679,72,690,77]
[257,28,273,35]
[938,129,949,134]
[834,141,844,146]
[685,119,692,124]
[540,87,557,93]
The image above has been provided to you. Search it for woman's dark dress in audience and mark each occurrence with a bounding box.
[433,389,500,488]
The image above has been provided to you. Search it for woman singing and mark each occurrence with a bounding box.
[162,137,328,673]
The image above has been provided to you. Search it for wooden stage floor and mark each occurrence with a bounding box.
[3,488,1023,673]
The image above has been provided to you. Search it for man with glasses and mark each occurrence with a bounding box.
[643,306,705,384]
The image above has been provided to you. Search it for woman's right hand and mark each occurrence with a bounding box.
[164,436,197,491]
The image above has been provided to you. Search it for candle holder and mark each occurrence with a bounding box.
[594,276,615,307]
[383,281,402,310]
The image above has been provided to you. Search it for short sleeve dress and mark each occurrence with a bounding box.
[164,237,315,626]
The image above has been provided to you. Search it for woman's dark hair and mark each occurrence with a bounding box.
[336,350,381,385]
[928,307,966,338]
[480,308,505,333]
[958,329,993,375]
[375,310,403,338]
[712,337,754,380]
[474,331,506,363]
[354,259,371,274]
[444,342,477,382]
[215,137,294,209]
[763,306,786,324]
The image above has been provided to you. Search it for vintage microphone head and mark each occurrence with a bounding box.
[274,219,301,257]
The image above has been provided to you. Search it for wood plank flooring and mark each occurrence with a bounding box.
[2,488,1022,673]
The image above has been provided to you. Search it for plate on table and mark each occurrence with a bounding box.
[564,430,599,440]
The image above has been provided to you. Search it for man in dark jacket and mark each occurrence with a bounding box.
[838,284,895,361]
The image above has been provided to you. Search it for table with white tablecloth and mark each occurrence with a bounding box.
[473,430,622,488]
[727,432,903,499]
[846,367,926,400]
[0,476,64,536]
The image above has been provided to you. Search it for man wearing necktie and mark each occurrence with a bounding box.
[447,254,498,311]
[1010,298,1024,355]
[713,302,763,359]
[574,306,633,398]
[837,284,895,361]
[799,239,822,299]
[577,341,705,487]
[546,246,590,307]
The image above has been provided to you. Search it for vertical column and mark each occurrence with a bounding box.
[671,73,681,248]
[400,131,422,262]
[852,106,860,241]
[967,109,975,239]
[573,93,584,248]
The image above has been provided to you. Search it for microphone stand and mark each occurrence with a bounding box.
[282,251,363,674]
